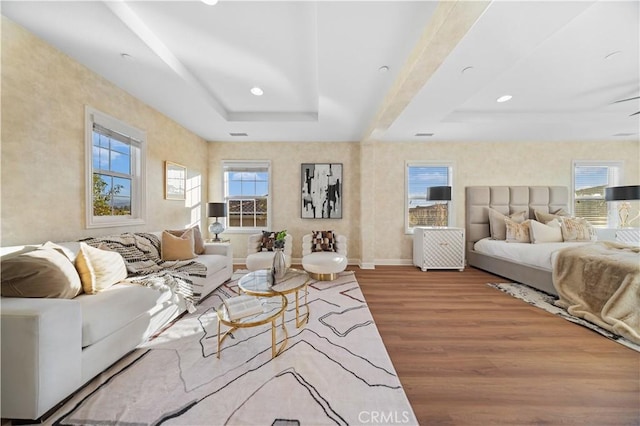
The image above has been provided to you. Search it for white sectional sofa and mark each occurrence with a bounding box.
[0,231,233,421]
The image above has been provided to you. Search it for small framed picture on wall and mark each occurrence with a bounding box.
[301,163,342,219]
[165,161,186,200]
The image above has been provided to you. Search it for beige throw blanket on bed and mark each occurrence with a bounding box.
[553,241,640,345]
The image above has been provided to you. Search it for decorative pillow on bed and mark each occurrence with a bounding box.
[487,208,527,240]
[529,219,563,243]
[311,230,335,252]
[534,208,569,224]
[559,217,597,242]
[505,219,531,243]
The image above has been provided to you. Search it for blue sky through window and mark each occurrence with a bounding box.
[575,166,608,190]
[408,166,449,208]
[228,171,268,197]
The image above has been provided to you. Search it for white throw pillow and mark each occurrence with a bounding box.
[75,242,128,294]
[529,219,563,243]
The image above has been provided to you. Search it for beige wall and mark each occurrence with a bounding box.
[1,17,209,246]
[371,140,640,264]
[207,142,361,262]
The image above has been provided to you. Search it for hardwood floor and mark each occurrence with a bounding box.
[349,265,640,426]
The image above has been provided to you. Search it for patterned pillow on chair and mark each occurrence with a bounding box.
[260,231,277,251]
[311,230,335,252]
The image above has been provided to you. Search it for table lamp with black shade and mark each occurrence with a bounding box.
[207,202,227,241]
[605,185,640,228]
[426,186,451,227]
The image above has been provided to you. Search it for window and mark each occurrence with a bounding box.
[85,106,146,228]
[223,161,271,231]
[406,162,453,232]
[573,161,622,227]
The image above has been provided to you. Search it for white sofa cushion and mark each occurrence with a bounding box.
[76,283,170,347]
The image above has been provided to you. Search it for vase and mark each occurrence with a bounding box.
[271,247,287,281]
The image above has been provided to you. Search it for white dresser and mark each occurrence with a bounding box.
[413,227,465,271]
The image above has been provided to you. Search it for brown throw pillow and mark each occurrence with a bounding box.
[1,246,83,298]
[311,230,335,252]
[161,229,197,261]
[166,225,205,254]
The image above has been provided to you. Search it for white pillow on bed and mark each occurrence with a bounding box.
[529,219,563,243]
[487,208,527,240]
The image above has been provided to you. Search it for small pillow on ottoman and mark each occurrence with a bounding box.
[75,242,128,294]
[311,230,335,252]
[1,245,83,298]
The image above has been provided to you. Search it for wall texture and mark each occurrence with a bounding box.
[207,142,361,262]
[1,17,209,246]
[370,140,640,263]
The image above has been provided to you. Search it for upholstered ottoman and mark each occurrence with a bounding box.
[302,252,347,281]
[301,232,348,281]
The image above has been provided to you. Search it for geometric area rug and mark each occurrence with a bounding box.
[47,270,417,425]
[488,282,640,353]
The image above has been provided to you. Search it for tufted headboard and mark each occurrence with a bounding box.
[465,186,569,251]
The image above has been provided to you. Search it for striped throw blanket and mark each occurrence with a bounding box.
[79,233,205,312]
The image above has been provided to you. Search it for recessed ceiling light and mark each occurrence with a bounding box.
[201,0,218,5]
[229,132,248,137]
[120,53,133,60]
[461,66,474,74]
[378,65,389,73]
[496,95,512,103]
[415,133,434,137]
[250,87,264,96]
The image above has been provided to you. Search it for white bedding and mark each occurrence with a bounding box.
[473,238,593,270]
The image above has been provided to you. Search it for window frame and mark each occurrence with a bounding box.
[405,161,454,234]
[85,106,146,229]
[572,160,623,228]
[222,160,272,233]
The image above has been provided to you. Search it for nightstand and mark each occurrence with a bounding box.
[413,226,465,271]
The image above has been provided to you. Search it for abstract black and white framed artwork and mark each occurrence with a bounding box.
[301,163,342,219]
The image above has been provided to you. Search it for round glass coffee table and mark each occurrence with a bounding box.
[238,268,311,328]
[216,294,288,359]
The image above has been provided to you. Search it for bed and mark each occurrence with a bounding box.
[465,186,640,344]
[465,186,572,296]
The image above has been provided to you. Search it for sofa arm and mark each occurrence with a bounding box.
[1,298,82,420]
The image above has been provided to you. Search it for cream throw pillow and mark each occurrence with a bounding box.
[529,219,563,243]
[560,217,597,242]
[75,242,127,294]
[487,208,527,240]
[505,219,531,243]
[162,228,197,261]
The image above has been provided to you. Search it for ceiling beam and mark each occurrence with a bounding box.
[363,0,491,140]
